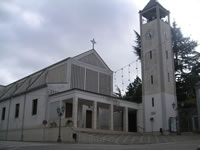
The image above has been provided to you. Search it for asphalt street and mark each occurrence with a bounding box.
[0,140,200,150]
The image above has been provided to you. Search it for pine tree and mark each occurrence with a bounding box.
[133,31,141,60]
[124,76,142,103]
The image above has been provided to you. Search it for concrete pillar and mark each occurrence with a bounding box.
[77,103,83,128]
[97,105,99,129]
[109,104,114,130]
[73,97,78,128]
[92,101,97,129]
[123,107,128,132]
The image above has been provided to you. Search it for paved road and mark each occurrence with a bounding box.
[0,140,200,150]
[0,141,54,150]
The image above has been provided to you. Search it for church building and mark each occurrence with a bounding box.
[0,0,178,143]
[0,49,143,142]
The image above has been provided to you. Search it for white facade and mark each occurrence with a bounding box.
[0,49,143,142]
[140,0,177,132]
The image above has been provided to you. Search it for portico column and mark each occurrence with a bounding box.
[77,102,83,128]
[72,97,78,128]
[92,101,97,129]
[109,104,113,130]
[123,107,128,132]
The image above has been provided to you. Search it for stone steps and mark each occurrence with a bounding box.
[76,131,200,144]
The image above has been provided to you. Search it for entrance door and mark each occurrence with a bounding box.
[86,110,92,128]
[128,111,137,132]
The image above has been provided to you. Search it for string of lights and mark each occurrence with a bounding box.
[113,59,141,93]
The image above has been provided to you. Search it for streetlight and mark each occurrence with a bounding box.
[172,102,184,135]
[57,105,65,143]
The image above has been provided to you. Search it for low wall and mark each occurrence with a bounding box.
[0,130,6,140]
[0,127,75,142]
[0,127,122,144]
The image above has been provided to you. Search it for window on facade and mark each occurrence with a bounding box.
[1,107,6,120]
[65,103,72,118]
[168,73,170,82]
[32,99,38,115]
[150,51,152,59]
[15,103,20,118]
[151,75,154,84]
[166,51,168,59]
[152,98,154,107]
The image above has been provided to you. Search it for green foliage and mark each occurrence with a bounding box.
[123,76,142,103]
[172,22,199,78]
[114,86,123,99]
[132,30,141,60]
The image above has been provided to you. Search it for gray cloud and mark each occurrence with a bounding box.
[0,0,139,85]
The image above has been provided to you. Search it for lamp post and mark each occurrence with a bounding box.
[57,105,65,143]
[172,102,184,135]
[172,102,179,134]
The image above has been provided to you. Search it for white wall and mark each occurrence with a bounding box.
[23,88,48,128]
[0,100,10,131]
[8,95,24,130]
[137,104,143,132]
[0,87,48,140]
[143,93,176,132]
[0,100,10,140]
[143,94,163,132]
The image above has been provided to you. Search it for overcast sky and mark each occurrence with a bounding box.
[1,0,200,90]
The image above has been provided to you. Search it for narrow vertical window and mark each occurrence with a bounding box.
[32,99,38,115]
[151,75,154,84]
[152,98,154,107]
[168,73,170,82]
[150,51,152,59]
[2,107,6,120]
[166,51,168,59]
[15,103,20,118]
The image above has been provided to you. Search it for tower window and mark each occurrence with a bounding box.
[152,98,154,107]
[168,73,170,82]
[151,75,154,84]
[150,51,152,59]
[15,103,20,118]
[166,51,168,59]
[32,99,38,116]
[1,107,6,120]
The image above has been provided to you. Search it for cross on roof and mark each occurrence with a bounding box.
[90,38,96,49]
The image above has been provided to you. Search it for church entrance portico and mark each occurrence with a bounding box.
[76,98,98,129]
[49,89,142,133]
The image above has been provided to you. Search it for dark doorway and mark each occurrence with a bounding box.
[128,111,137,132]
[86,110,92,128]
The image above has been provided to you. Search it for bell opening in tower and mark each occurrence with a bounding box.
[140,0,170,25]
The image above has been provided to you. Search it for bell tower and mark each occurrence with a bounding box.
[139,0,177,132]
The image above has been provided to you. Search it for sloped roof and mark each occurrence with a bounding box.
[142,0,168,13]
[73,49,112,72]
[0,49,112,101]
[0,57,69,101]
